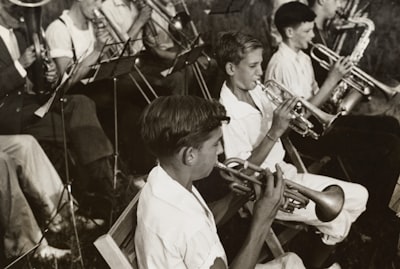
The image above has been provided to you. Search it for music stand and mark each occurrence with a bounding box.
[208,0,248,14]
[88,39,139,225]
[167,44,205,75]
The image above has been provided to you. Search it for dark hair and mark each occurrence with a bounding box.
[308,0,317,7]
[275,1,316,38]
[215,31,263,73]
[140,96,229,158]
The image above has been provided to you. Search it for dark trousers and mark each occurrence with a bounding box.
[21,94,113,165]
[290,115,400,214]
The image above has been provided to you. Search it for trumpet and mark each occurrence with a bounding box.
[310,42,400,97]
[215,158,345,222]
[258,80,341,139]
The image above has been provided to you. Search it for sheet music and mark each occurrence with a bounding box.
[34,71,71,118]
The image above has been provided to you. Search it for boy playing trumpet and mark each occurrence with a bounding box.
[216,30,368,269]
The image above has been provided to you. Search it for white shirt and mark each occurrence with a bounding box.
[265,42,319,100]
[0,25,26,77]
[135,165,227,269]
[220,82,297,176]
[45,10,95,61]
[101,0,144,54]
[150,1,175,50]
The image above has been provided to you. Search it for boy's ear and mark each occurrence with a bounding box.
[285,27,294,39]
[181,146,196,166]
[225,62,235,76]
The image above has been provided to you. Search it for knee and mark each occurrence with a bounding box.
[0,152,13,170]
[281,252,305,267]
[353,184,369,212]
[12,135,39,153]
[68,94,96,110]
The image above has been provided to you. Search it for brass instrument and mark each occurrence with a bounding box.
[327,14,376,113]
[92,7,159,104]
[146,0,213,100]
[215,158,345,222]
[310,42,400,106]
[9,0,55,94]
[332,0,371,54]
[258,80,341,140]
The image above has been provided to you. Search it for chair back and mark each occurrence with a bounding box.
[94,191,141,269]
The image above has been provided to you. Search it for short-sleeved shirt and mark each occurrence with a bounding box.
[45,10,95,61]
[101,0,144,53]
[265,42,319,100]
[135,165,227,269]
[219,82,294,174]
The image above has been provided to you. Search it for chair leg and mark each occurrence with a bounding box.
[265,228,285,258]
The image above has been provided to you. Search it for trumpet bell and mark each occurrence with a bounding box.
[315,185,345,222]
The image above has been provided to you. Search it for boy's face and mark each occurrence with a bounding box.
[230,48,263,91]
[192,127,223,180]
[291,21,315,50]
[80,0,102,20]
[323,0,343,19]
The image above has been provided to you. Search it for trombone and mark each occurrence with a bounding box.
[146,0,213,100]
[92,8,159,104]
[258,80,341,140]
[215,158,345,222]
[310,42,400,97]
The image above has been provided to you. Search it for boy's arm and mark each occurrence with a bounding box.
[247,98,297,167]
[309,56,353,107]
[209,166,285,269]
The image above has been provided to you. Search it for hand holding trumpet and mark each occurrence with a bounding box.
[269,97,299,140]
[216,158,345,222]
[252,164,285,226]
[327,55,354,84]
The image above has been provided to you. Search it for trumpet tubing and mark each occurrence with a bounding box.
[215,158,345,222]
[258,80,341,139]
[310,43,400,98]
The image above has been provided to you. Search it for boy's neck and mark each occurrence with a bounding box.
[160,160,193,191]
[283,39,300,53]
[69,4,89,30]
[226,80,258,109]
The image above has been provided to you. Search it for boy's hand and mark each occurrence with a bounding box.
[252,164,285,225]
[19,45,36,68]
[269,97,298,138]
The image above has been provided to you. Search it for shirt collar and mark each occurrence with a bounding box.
[146,165,213,221]
[279,42,308,61]
[220,81,264,119]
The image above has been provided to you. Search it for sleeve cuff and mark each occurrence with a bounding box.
[14,60,26,78]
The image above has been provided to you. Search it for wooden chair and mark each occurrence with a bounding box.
[94,191,140,269]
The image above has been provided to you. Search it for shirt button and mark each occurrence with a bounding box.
[16,108,21,112]
[17,91,22,95]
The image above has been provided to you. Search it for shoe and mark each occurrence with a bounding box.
[76,214,105,230]
[34,245,71,261]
